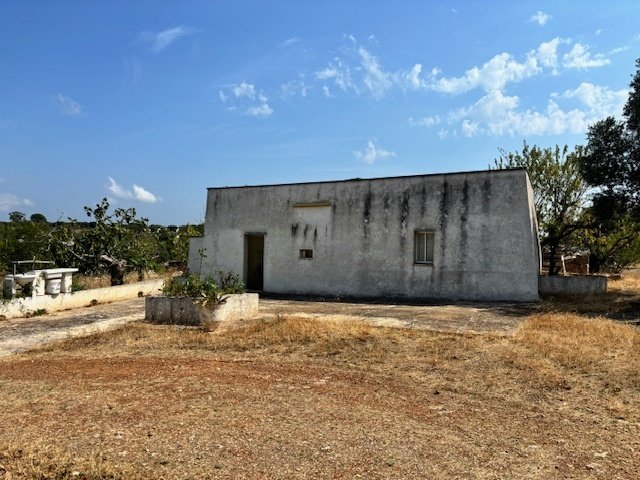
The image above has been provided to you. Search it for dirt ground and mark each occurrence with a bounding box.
[0,273,638,479]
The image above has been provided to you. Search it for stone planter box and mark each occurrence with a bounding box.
[538,274,608,296]
[145,293,259,331]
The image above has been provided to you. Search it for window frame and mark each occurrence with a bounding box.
[414,230,435,265]
[299,249,314,260]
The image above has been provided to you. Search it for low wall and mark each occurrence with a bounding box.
[145,293,259,330]
[0,279,165,320]
[538,275,607,296]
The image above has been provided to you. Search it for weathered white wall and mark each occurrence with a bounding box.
[189,169,540,301]
[539,275,607,296]
[0,279,165,319]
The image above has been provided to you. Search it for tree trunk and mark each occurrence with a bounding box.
[100,255,127,286]
[548,244,559,275]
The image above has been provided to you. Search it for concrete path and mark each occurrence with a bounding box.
[259,298,536,334]
[0,298,145,357]
[0,296,536,356]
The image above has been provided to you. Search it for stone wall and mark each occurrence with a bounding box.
[539,275,608,296]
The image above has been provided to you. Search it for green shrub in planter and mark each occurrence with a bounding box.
[162,272,245,307]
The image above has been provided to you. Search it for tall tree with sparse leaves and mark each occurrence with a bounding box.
[493,142,588,275]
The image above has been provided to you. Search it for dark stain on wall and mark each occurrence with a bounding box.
[314,227,318,243]
[382,193,391,229]
[291,223,299,237]
[399,191,410,249]
[481,177,492,270]
[458,180,470,282]
[438,180,450,268]
[363,187,373,237]
[303,224,309,238]
[482,178,492,215]
[420,184,427,217]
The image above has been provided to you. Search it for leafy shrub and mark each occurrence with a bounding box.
[162,272,245,306]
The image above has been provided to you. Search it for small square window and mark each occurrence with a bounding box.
[414,231,434,264]
[299,249,313,259]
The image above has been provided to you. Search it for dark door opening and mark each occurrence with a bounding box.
[245,234,265,291]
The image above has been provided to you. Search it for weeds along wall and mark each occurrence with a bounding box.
[188,169,541,301]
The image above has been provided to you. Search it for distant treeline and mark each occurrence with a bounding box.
[1,202,203,285]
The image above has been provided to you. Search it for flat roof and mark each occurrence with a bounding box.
[207,167,527,190]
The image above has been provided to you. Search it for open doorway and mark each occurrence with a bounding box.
[245,234,265,290]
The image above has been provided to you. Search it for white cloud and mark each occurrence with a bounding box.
[281,76,310,98]
[561,82,628,116]
[107,177,159,203]
[132,184,158,203]
[429,51,540,94]
[245,103,274,118]
[412,82,628,138]
[138,25,196,53]
[230,82,255,99]
[535,37,565,71]
[315,59,356,92]
[562,43,610,68]
[358,47,392,99]
[322,86,332,98]
[529,11,551,26]
[401,64,425,90]
[55,93,83,116]
[219,82,273,118]
[409,115,441,127]
[0,193,35,212]
[280,37,300,48]
[609,45,630,55]
[353,140,396,164]
[452,91,590,136]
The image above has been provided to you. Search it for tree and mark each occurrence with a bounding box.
[51,198,160,285]
[30,213,47,223]
[8,211,26,223]
[493,142,588,275]
[580,57,640,271]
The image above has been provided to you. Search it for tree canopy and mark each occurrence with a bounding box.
[493,143,587,274]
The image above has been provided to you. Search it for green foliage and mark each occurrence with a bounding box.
[493,142,588,274]
[30,213,47,223]
[162,272,245,306]
[575,214,640,273]
[8,211,26,223]
[48,199,159,285]
[579,57,640,271]
[0,198,204,282]
[0,220,51,273]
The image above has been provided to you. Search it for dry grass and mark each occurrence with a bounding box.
[1,271,640,478]
[74,270,177,290]
[540,269,640,320]
[0,443,125,480]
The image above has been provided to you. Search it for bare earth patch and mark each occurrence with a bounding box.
[1,311,640,479]
[0,271,639,478]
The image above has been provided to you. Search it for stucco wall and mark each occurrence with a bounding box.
[189,169,540,301]
[539,275,607,296]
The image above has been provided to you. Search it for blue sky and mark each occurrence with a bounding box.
[1,1,638,224]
